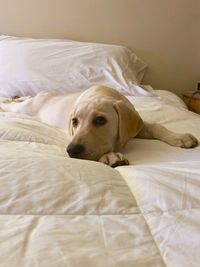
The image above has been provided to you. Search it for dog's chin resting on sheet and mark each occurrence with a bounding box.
[1,86,198,167]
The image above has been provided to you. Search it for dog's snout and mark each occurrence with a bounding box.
[67,143,85,158]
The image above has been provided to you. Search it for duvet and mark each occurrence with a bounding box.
[0,91,200,267]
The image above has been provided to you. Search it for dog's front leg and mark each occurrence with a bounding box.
[137,122,199,148]
[99,152,129,168]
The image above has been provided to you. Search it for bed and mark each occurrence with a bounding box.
[0,35,200,267]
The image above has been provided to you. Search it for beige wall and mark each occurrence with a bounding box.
[0,0,199,95]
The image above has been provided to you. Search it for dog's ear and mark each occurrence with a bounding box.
[114,100,143,148]
[68,112,74,136]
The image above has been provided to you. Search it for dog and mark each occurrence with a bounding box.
[1,85,198,167]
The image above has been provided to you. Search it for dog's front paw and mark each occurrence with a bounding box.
[173,133,199,148]
[99,152,129,168]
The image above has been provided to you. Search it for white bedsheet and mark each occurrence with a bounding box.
[117,92,200,267]
[0,91,199,267]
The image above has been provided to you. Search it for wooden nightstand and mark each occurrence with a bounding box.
[182,90,200,114]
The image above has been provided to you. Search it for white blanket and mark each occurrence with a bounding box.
[0,91,199,267]
[118,93,200,267]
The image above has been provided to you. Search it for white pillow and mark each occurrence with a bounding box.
[0,35,149,97]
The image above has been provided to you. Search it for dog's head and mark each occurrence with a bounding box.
[66,86,143,161]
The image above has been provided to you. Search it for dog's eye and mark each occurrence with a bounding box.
[93,116,107,126]
[72,117,78,127]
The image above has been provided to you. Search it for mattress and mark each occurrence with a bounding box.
[0,90,200,267]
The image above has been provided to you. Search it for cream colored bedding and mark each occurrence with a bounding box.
[0,91,200,267]
[118,92,200,267]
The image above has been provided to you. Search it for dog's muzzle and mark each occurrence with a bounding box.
[67,143,85,159]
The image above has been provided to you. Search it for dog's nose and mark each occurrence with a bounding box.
[67,143,85,158]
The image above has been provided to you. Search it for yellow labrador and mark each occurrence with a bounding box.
[1,86,198,167]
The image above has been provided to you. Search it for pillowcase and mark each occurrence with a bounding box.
[0,35,150,97]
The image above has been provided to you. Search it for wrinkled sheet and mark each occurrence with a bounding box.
[118,92,200,267]
[0,91,200,267]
